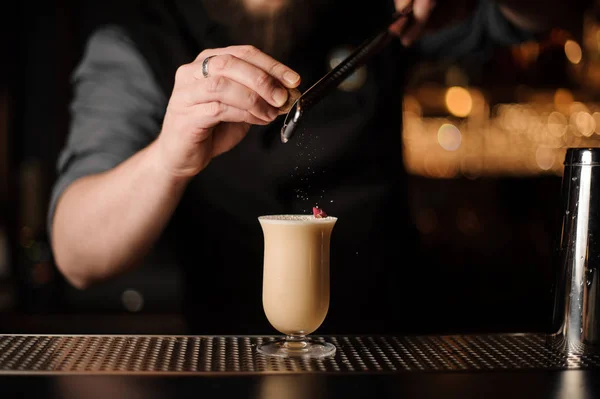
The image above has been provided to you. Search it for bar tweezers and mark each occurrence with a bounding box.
[280,7,412,143]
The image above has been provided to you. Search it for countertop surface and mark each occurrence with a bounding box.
[1,332,600,398]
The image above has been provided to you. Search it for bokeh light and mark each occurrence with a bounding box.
[574,112,596,137]
[554,89,574,113]
[457,208,481,235]
[400,17,600,179]
[564,40,583,64]
[593,112,600,134]
[445,86,473,117]
[535,147,556,171]
[415,209,437,234]
[437,124,462,151]
[547,112,568,137]
[569,101,590,114]
[121,289,144,312]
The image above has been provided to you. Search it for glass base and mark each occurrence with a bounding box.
[257,335,336,359]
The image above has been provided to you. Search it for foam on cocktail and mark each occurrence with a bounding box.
[258,207,334,223]
[258,214,335,222]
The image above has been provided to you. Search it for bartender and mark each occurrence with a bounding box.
[48,0,585,333]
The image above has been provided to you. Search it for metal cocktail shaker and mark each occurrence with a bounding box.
[550,147,600,354]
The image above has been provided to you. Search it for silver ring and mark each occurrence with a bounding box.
[202,55,216,78]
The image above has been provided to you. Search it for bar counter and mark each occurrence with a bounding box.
[2,332,600,398]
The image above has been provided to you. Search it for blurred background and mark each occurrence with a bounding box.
[1,1,599,334]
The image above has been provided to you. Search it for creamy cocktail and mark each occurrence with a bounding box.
[257,208,337,358]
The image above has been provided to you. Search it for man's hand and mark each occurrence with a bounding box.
[154,45,301,180]
[390,0,437,46]
[53,45,301,288]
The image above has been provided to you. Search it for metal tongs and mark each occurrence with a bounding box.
[280,6,413,143]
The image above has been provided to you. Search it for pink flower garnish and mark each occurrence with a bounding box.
[312,207,327,218]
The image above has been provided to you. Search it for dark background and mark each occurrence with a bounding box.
[1,1,597,334]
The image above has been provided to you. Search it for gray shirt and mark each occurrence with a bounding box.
[48,27,167,234]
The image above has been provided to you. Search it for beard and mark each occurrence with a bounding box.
[202,0,334,60]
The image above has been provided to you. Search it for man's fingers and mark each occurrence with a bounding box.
[389,0,414,39]
[228,45,301,88]
[391,0,436,46]
[176,76,278,122]
[394,0,412,9]
[193,54,289,108]
[413,0,436,22]
[192,102,268,130]
[401,0,435,47]
[201,45,301,89]
[389,16,410,36]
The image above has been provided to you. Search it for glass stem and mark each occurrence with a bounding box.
[283,334,310,351]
